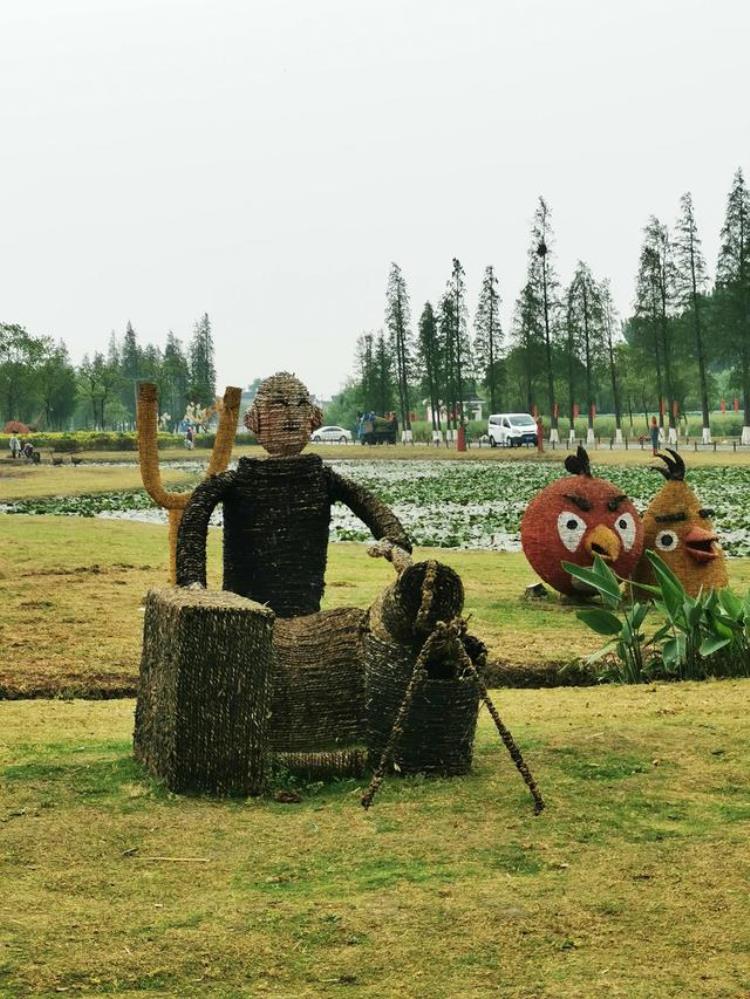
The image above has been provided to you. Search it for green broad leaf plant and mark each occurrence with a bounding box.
[563,551,750,683]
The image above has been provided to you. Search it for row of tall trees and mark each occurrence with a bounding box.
[346,167,750,442]
[0,314,216,430]
[360,257,490,432]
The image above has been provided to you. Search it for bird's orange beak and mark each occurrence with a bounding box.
[684,525,719,563]
[583,524,621,563]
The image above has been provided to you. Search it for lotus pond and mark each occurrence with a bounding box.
[3,459,750,556]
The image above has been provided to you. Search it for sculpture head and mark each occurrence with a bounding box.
[244,372,323,456]
[520,446,644,596]
[635,449,728,596]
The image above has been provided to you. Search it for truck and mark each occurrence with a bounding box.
[359,415,398,445]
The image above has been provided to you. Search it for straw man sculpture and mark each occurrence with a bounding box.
[135,372,541,812]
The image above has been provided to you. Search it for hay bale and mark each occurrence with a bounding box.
[134,587,274,796]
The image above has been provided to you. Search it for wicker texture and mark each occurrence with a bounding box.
[134,587,274,796]
[243,371,323,456]
[364,630,480,776]
[370,560,465,645]
[144,371,505,793]
[362,618,544,812]
[176,454,411,617]
[137,382,241,582]
[270,607,367,751]
[273,749,367,780]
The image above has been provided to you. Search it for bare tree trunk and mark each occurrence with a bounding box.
[690,258,711,441]
[607,336,622,434]
[582,287,594,436]
[541,258,557,437]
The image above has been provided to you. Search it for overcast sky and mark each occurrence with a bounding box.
[2,0,749,399]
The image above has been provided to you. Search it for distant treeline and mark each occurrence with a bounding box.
[4,168,750,437]
[327,168,750,437]
[0,315,216,431]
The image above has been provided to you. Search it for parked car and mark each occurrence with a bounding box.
[487,413,538,447]
[310,425,352,444]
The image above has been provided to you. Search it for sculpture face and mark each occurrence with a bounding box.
[245,372,323,456]
[635,451,728,596]
[520,447,643,596]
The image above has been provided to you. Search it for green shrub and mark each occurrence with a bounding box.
[565,551,750,683]
[0,431,247,452]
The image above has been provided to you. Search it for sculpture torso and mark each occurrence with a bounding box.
[176,449,411,617]
[223,454,332,617]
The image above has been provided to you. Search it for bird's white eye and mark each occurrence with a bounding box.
[655,530,679,551]
[614,512,636,552]
[557,510,586,552]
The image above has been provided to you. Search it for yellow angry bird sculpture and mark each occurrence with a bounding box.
[635,449,728,597]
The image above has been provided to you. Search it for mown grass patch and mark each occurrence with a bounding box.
[4,515,750,697]
[0,462,195,502]
[0,516,604,696]
[0,683,748,996]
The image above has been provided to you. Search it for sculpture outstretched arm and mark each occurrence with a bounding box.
[176,472,235,588]
[327,468,412,554]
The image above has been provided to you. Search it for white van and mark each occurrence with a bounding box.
[487,413,538,447]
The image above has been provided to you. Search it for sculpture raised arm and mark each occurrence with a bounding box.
[137,382,241,582]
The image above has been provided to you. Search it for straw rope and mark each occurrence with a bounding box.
[362,618,545,813]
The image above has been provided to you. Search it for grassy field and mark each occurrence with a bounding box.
[0,516,609,696]
[0,462,194,501]
[1,683,748,997]
[6,439,750,480]
[2,456,749,997]
[4,516,750,698]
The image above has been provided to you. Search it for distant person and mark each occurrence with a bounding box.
[9,435,20,459]
[185,426,194,450]
[650,416,659,455]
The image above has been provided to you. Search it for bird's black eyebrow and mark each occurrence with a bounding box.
[564,494,592,512]
[699,508,715,519]
[655,512,687,523]
[607,495,628,511]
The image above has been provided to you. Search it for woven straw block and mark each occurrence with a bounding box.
[364,632,479,777]
[270,607,366,752]
[134,587,274,796]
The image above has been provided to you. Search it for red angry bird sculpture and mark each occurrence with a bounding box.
[520,446,644,597]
